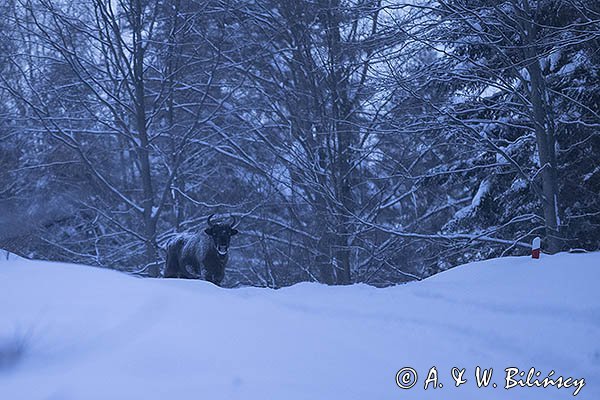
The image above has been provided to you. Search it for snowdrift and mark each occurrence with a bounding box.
[1,252,599,399]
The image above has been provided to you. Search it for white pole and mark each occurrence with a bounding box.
[532,237,541,259]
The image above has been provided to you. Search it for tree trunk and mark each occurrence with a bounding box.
[325,0,354,284]
[523,1,562,253]
[132,0,157,265]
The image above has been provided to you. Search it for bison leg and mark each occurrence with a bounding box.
[205,272,217,285]
[163,249,179,278]
[213,269,224,286]
[164,237,185,278]
[204,268,224,286]
[181,261,199,279]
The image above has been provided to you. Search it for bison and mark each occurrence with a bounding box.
[163,214,239,285]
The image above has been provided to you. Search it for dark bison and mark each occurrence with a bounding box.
[163,214,239,285]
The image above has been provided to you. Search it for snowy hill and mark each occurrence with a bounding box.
[1,252,599,400]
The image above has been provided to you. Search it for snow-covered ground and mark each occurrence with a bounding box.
[1,251,598,400]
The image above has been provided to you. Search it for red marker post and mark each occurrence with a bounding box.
[532,237,541,259]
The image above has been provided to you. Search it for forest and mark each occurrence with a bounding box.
[1,0,598,287]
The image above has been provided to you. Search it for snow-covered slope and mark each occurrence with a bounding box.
[1,253,598,400]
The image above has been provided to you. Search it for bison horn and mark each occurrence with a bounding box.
[207,214,216,227]
[229,214,239,228]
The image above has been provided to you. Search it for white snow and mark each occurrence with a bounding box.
[549,50,562,71]
[1,252,599,399]
[452,178,491,221]
[583,166,600,182]
[0,250,21,261]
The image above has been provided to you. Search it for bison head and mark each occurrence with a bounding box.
[204,214,239,256]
